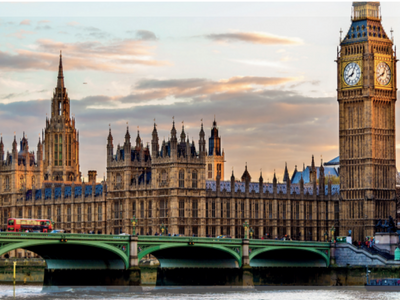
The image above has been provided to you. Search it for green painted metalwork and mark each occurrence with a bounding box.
[0,233,331,269]
[0,232,130,268]
[137,235,243,267]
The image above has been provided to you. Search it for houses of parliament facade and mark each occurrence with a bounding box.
[0,2,397,242]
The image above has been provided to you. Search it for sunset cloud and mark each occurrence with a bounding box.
[204,31,302,45]
[6,29,35,39]
[0,39,169,72]
[19,19,31,26]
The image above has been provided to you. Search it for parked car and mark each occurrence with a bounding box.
[50,230,65,233]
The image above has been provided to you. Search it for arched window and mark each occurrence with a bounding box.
[179,170,185,188]
[20,176,25,189]
[31,176,35,188]
[160,170,168,187]
[192,170,198,188]
[5,176,10,191]
[116,173,122,189]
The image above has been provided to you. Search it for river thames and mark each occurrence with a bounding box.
[1,286,400,300]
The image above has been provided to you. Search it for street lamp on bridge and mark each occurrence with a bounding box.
[160,223,166,236]
[131,216,137,236]
[243,221,249,239]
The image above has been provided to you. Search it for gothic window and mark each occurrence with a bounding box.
[54,134,58,166]
[31,176,35,189]
[269,203,272,218]
[116,173,122,189]
[208,164,212,179]
[192,200,198,218]
[192,170,198,188]
[67,207,71,222]
[37,207,42,219]
[5,176,10,191]
[98,205,102,221]
[58,135,62,166]
[56,206,61,223]
[47,207,51,220]
[226,202,230,218]
[148,201,152,218]
[140,201,144,218]
[87,206,92,222]
[212,200,215,218]
[179,200,184,217]
[58,102,62,116]
[282,202,286,219]
[132,201,136,217]
[20,176,25,189]
[18,209,22,218]
[159,199,168,218]
[28,208,32,219]
[77,206,82,222]
[255,203,259,219]
[217,164,221,178]
[179,170,184,188]
[160,170,168,187]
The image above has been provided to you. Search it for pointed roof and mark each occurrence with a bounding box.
[180,123,186,142]
[57,50,64,89]
[241,164,251,182]
[283,162,290,183]
[125,125,131,142]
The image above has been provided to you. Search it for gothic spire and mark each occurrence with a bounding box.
[57,50,64,89]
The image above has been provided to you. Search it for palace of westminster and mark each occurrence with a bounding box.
[0,2,398,243]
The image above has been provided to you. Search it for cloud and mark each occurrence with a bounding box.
[204,31,302,45]
[133,30,158,41]
[0,39,169,72]
[229,59,286,68]
[38,20,50,24]
[35,25,52,30]
[6,29,35,39]
[19,19,31,26]
[67,21,79,26]
[69,75,297,110]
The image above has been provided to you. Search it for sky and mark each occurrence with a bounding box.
[1,1,400,182]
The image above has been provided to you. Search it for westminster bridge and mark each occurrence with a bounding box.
[0,232,332,286]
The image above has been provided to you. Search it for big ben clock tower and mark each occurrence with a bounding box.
[337,2,397,240]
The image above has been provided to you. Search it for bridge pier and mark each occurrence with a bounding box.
[242,239,249,266]
[129,236,139,267]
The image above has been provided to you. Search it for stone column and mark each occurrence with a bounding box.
[129,235,138,267]
[242,238,250,266]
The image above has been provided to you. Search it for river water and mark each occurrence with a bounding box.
[1,286,400,300]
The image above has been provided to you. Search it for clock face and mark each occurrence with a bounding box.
[343,62,361,86]
[376,62,391,86]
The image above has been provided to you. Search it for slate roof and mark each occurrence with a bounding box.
[206,180,340,196]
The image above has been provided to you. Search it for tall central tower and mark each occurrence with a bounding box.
[43,53,81,182]
[337,2,397,239]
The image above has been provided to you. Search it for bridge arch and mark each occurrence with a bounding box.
[249,246,329,267]
[0,240,129,269]
[139,243,242,268]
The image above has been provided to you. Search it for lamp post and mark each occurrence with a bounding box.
[160,223,166,236]
[131,216,137,236]
[249,227,254,239]
[330,225,336,243]
[243,221,249,239]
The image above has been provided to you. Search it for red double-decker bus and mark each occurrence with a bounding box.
[7,218,53,233]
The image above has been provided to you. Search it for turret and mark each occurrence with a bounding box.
[319,158,325,196]
[199,120,206,157]
[283,162,290,183]
[151,122,159,158]
[124,125,131,161]
[180,123,186,143]
[107,126,114,162]
[0,135,4,162]
[37,137,43,165]
[12,134,17,160]
[170,119,177,157]
[230,169,235,194]
[259,171,263,194]
[135,129,141,148]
